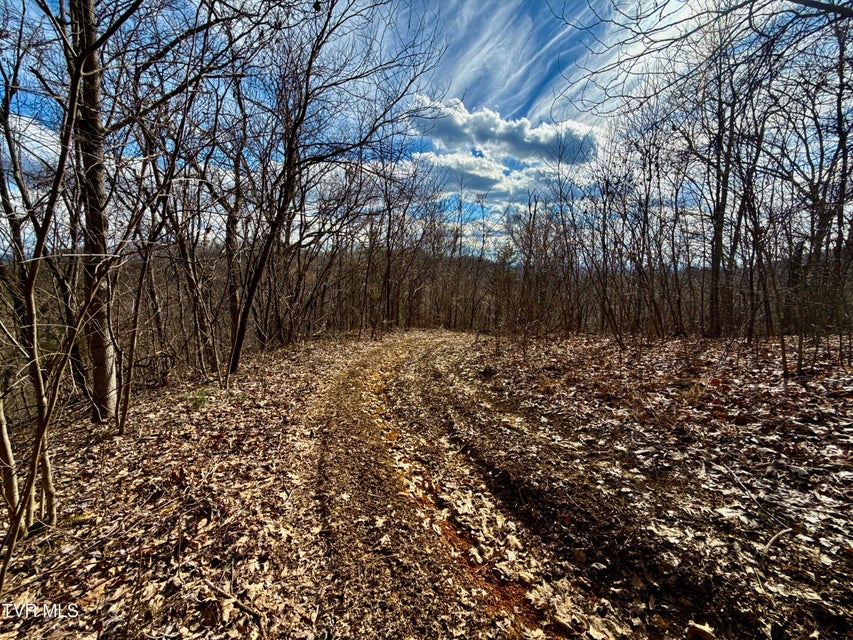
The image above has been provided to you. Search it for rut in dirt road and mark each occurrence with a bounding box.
[381,333,852,640]
[306,335,558,639]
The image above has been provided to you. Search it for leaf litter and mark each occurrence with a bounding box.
[0,331,850,639]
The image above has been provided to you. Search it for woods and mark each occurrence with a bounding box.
[555,0,852,347]
[0,0,439,556]
[0,0,851,634]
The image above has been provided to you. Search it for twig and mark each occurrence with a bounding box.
[203,578,268,639]
[720,462,787,527]
[754,563,765,593]
[757,527,794,593]
[764,527,793,554]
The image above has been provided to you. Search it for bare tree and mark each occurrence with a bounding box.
[0,0,252,586]
[219,0,439,378]
[556,0,852,115]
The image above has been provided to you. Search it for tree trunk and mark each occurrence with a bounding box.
[38,437,56,526]
[227,166,299,377]
[0,398,19,521]
[73,0,117,422]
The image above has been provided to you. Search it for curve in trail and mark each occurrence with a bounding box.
[303,330,777,639]
[305,332,569,639]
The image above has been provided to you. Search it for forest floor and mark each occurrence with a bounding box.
[0,330,851,639]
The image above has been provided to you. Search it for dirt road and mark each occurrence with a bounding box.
[297,332,542,638]
[292,332,850,639]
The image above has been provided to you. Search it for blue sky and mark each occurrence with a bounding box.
[411,0,602,204]
[2,0,605,213]
[424,0,595,123]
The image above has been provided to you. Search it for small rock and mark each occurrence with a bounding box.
[686,621,716,640]
[506,534,523,550]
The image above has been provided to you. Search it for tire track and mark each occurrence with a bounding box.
[305,334,509,638]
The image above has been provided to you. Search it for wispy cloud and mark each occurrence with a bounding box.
[422,0,604,124]
[0,115,61,174]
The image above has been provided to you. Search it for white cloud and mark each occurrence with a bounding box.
[0,114,61,175]
[415,97,595,204]
[415,150,505,195]
[422,97,594,163]
[414,149,551,203]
